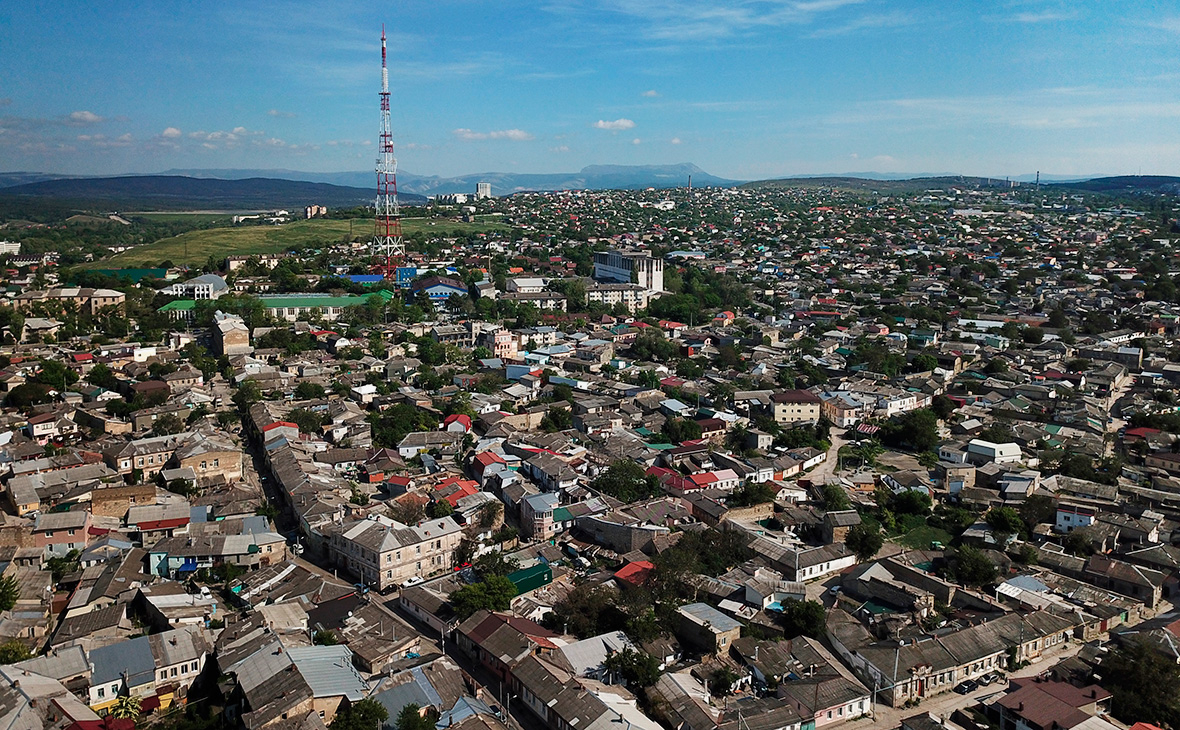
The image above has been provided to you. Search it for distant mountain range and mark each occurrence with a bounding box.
[0,175,422,211]
[1,165,1178,213]
[0,163,734,199]
[147,162,735,196]
[745,174,1180,194]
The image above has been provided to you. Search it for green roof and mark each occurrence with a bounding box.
[159,300,196,312]
[643,442,678,450]
[552,507,574,522]
[160,291,394,314]
[257,291,392,308]
[90,268,167,283]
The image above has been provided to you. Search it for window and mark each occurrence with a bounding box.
[160,671,167,680]
[137,458,144,467]
[68,529,76,536]
[213,459,219,468]
[172,668,178,677]
[200,461,207,470]
[98,688,105,698]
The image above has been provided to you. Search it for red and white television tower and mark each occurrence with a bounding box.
[372,25,403,277]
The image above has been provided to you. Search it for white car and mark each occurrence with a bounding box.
[401,576,425,588]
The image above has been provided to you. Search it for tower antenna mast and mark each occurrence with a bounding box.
[373,25,404,278]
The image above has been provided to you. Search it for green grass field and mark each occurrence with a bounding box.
[895,525,953,550]
[127,212,235,224]
[94,217,509,267]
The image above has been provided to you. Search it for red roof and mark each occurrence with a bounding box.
[615,561,655,587]
[474,451,507,474]
[134,517,189,531]
[262,421,298,432]
[71,353,94,362]
[443,414,473,431]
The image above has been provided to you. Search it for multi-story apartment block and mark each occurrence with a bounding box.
[593,250,664,292]
[328,514,464,591]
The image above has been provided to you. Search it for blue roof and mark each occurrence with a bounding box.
[90,634,155,687]
[286,645,369,701]
[1006,575,1050,592]
[348,275,386,284]
[678,602,742,632]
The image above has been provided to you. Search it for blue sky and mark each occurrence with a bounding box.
[1,1,1178,180]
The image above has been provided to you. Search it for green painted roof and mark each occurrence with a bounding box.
[257,292,387,308]
[643,442,678,450]
[552,507,574,522]
[90,268,167,282]
[159,300,196,311]
[158,290,393,314]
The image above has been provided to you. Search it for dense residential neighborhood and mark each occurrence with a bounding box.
[1,179,1180,730]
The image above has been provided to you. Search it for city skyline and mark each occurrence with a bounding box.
[2,0,1178,180]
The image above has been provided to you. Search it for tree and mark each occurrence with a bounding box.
[0,640,31,664]
[452,538,477,569]
[313,629,339,645]
[930,394,957,420]
[727,482,777,507]
[540,406,572,432]
[986,506,1024,538]
[295,381,326,400]
[710,666,739,696]
[46,549,81,582]
[151,412,185,437]
[86,363,118,390]
[1103,638,1180,728]
[450,575,518,619]
[603,647,661,688]
[289,408,325,434]
[1019,495,1056,532]
[331,698,392,730]
[879,408,940,451]
[1063,527,1095,557]
[591,460,660,503]
[543,583,626,639]
[780,599,827,639]
[663,417,702,444]
[846,524,884,561]
[911,353,938,372]
[950,545,997,587]
[394,704,434,730]
[821,483,851,511]
[474,550,520,579]
[232,378,262,410]
[426,499,454,519]
[109,694,142,719]
[0,574,19,611]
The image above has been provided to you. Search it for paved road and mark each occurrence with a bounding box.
[809,429,850,484]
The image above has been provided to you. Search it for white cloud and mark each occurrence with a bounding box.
[268,109,297,118]
[642,90,660,97]
[809,10,915,38]
[594,118,636,131]
[576,0,869,41]
[670,137,682,144]
[452,128,534,141]
[68,110,104,124]
[549,145,571,152]
[1008,10,1075,23]
[161,127,182,138]
[632,138,642,145]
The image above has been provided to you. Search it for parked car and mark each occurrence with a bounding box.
[954,680,978,695]
[401,576,425,588]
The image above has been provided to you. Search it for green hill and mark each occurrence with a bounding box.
[93,217,507,268]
